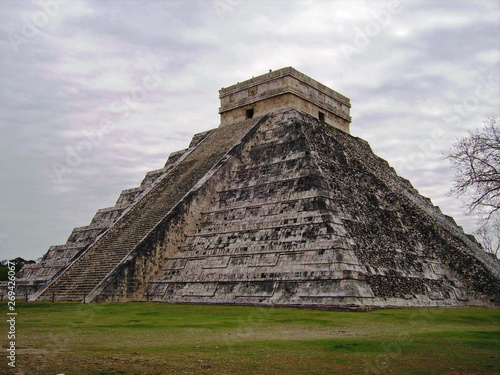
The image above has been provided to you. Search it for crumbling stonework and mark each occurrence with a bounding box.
[139,110,498,308]
[17,68,499,308]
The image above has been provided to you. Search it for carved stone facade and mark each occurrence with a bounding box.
[15,68,499,308]
[219,67,351,133]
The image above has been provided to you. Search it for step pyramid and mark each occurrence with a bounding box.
[19,67,499,308]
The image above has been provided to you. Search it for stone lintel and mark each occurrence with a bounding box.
[218,67,352,133]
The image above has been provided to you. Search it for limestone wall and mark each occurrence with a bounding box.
[219,67,351,131]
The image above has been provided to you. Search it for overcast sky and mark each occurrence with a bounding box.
[1,0,499,261]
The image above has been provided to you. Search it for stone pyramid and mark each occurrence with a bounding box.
[17,67,499,308]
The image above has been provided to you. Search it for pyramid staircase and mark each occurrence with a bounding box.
[16,132,211,297]
[34,116,267,301]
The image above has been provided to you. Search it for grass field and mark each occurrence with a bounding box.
[1,302,499,375]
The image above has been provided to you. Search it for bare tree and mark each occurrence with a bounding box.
[445,117,500,217]
[474,218,500,257]
[445,117,500,256]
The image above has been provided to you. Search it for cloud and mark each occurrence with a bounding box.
[0,0,499,260]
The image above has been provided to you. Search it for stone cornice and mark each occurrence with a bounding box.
[219,67,351,107]
[218,86,352,122]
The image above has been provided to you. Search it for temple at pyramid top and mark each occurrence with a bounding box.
[218,67,352,133]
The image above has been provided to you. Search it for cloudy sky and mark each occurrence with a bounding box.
[1,0,499,261]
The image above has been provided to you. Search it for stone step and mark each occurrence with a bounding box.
[38,117,264,302]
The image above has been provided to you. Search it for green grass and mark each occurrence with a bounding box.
[1,302,499,374]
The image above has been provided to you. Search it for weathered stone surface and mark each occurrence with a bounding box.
[132,109,498,308]
[16,67,499,308]
[219,67,351,132]
[33,117,263,302]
